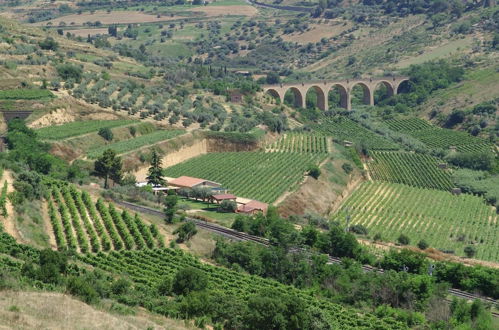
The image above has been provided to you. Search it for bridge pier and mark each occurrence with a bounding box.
[263,76,409,112]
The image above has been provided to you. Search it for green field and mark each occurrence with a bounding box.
[312,116,399,150]
[267,134,329,153]
[0,88,54,100]
[79,249,404,330]
[410,129,493,153]
[88,129,185,158]
[386,118,492,153]
[36,120,137,140]
[367,151,452,190]
[333,182,499,261]
[49,185,163,253]
[386,118,433,132]
[165,151,326,203]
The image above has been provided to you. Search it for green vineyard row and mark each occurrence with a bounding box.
[367,151,452,190]
[165,151,325,203]
[332,182,499,261]
[48,185,163,252]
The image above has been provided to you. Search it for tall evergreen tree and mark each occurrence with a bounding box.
[146,149,166,187]
[94,149,122,189]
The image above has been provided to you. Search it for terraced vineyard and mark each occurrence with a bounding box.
[165,152,326,203]
[79,249,405,330]
[312,116,398,150]
[267,134,329,153]
[386,118,433,132]
[367,151,452,190]
[332,182,499,261]
[87,129,185,158]
[36,120,137,140]
[48,185,163,252]
[410,129,493,153]
[387,118,492,153]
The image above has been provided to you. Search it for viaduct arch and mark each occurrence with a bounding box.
[263,77,409,111]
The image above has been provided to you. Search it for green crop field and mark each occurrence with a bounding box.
[36,120,137,140]
[367,151,452,190]
[78,249,404,330]
[410,129,493,153]
[49,185,163,253]
[312,116,399,150]
[386,119,492,153]
[332,182,499,262]
[0,88,54,100]
[386,118,433,132]
[87,129,185,158]
[267,134,329,153]
[165,151,326,203]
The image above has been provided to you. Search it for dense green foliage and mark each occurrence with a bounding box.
[36,120,137,140]
[332,181,499,261]
[383,60,465,107]
[367,151,452,190]
[5,119,69,178]
[165,151,326,203]
[79,248,405,329]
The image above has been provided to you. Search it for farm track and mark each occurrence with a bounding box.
[116,200,498,310]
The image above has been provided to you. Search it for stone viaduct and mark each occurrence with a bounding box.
[263,76,409,111]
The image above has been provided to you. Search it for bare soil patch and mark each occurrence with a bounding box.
[1,171,21,243]
[29,108,75,129]
[190,5,258,17]
[0,291,189,329]
[281,22,352,44]
[33,11,178,26]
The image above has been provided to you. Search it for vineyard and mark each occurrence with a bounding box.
[165,151,326,203]
[87,129,185,158]
[367,151,452,190]
[0,88,54,100]
[48,185,163,252]
[332,182,499,261]
[266,134,329,153]
[386,118,433,132]
[312,116,399,150]
[386,119,492,153]
[36,120,137,140]
[79,249,405,329]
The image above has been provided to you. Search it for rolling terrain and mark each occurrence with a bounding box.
[0,0,498,329]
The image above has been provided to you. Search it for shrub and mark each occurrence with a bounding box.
[464,246,476,258]
[397,234,410,245]
[56,63,82,82]
[342,163,353,174]
[220,200,237,213]
[307,165,321,179]
[98,127,113,141]
[38,37,59,50]
[349,224,368,235]
[417,240,429,250]
[67,276,99,304]
[172,267,208,296]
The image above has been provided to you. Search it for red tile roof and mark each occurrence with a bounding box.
[237,200,268,213]
[169,176,208,188]
[212,194,237,201]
